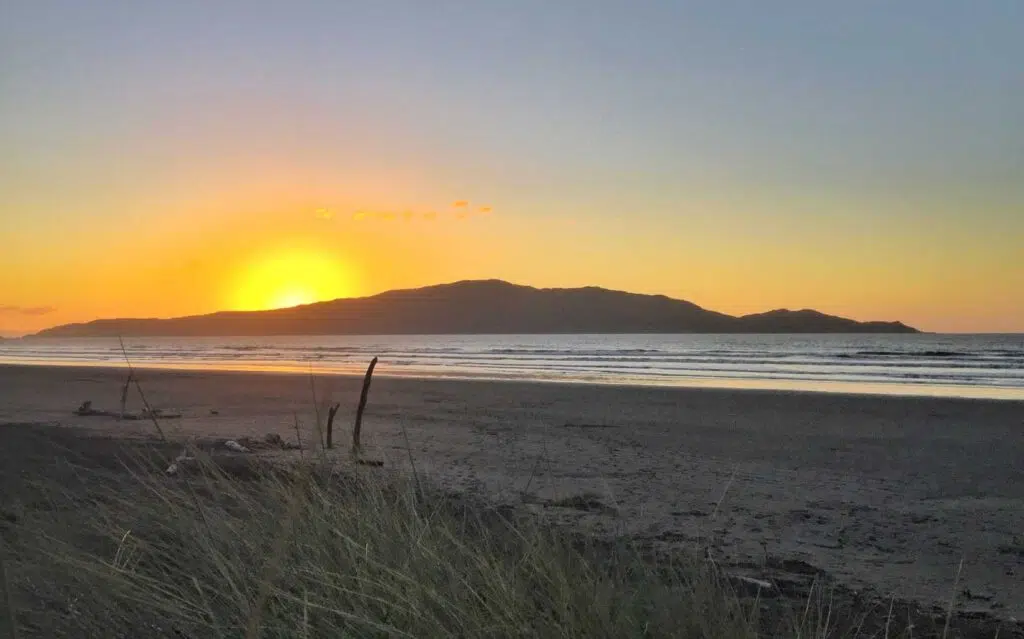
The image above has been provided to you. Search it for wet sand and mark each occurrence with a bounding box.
[2,364,1022,619]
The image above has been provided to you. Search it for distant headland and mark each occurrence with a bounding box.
[31,280,919,337]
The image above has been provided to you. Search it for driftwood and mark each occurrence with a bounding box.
[75,401,100,416]
[224,440,250,453]
[74,401,180,420]
[234,433,301,452]
[166,434,301,474]
[352,357,378,459]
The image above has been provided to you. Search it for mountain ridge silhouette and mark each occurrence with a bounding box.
[32,280,919,337]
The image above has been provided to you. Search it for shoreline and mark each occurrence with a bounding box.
[2,363,1023,620]
[2,358,1022,402]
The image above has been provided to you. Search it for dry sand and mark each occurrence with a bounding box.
[2,364,1022,620]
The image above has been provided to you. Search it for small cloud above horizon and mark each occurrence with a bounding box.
[0,304,56,316]
[318,199,494,223]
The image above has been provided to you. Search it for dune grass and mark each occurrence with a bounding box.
[0,402,1012,637]
[0,424,863,639]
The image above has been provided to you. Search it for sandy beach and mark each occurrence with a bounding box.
[2,363,1022,621]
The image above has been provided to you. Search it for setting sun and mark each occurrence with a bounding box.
[230,250,357,311]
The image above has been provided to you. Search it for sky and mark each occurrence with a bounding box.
[1,0,1022,335]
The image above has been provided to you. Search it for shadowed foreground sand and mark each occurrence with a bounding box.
[2,364,1022,621]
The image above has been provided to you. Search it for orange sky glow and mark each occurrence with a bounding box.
[1,184,1021,335]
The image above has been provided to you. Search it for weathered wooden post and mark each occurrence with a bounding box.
[352,357,378,459]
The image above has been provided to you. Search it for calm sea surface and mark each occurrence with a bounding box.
[2,334,1022,400]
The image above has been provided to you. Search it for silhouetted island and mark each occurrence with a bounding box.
[32,280,918,337]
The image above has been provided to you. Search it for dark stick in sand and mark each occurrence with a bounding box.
[352,357,378,459]
[117,338,168,443]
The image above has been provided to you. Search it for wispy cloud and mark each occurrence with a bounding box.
[0,304,56,316]
[325,199,496,223]
[348,208,496,222]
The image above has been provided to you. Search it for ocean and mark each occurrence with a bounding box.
[1,334,1022,400]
